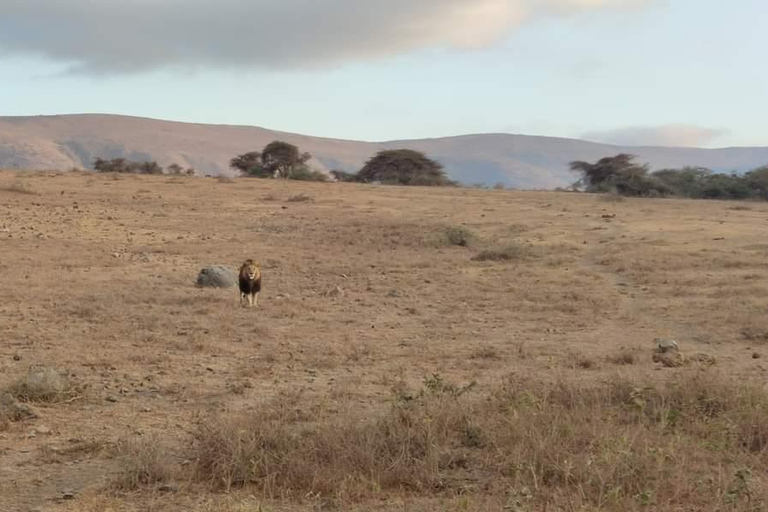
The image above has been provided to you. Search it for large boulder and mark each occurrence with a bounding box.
[196,265,237,288]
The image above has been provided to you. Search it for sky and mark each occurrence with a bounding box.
[0,0,765,147]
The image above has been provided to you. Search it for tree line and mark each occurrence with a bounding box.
[569,154,768,201]
[229,141,456,187]
[93,158,195,176]
[90,145,768,201]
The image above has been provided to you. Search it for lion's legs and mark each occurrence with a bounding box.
[252,292,259,308]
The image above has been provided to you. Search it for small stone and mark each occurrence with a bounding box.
[13,354,21,361]
[62,491,75,500]
[753,352,761,359]
[158,483,179,493]
[106,396,118,403]
[35,425,52,435]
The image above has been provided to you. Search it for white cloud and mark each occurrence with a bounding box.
[0,0,648,74]
[582,124,729,147]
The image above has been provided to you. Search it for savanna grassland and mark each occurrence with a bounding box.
[1,170,767,512]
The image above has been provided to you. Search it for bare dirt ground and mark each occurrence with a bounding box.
[0,170,767,512]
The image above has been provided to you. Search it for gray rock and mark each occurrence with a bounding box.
[655,338,679,353]
[196,265,237,288]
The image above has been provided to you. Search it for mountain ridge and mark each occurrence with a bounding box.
[1,114,766,188]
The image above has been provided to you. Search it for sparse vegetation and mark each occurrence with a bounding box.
[608,349,637,365]
[3,171,768,511]
[286,193,314,202]
[473,242,530,261]
[177,371,768,509]
[93,157,164,175]
[112,436,174,491]
[442,225,475,247]
[5,366,77,403]
[0,180,39,195]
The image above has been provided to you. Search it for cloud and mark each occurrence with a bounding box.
[0,0,646,74]
[582,124,729,148]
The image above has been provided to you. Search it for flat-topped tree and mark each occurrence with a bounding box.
[357,149,454,186]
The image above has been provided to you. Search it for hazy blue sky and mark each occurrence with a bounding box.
[0,0,765,147]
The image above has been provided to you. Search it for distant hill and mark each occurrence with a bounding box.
[1,114,766,188]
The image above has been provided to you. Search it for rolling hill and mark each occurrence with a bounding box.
[1,114,766,188]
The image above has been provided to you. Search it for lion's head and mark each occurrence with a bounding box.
[240,259,261,281]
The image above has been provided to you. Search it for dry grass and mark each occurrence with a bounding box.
[164,371,768,509]
[5,366,78,403]
[0,180,39,195]
[472,242,530,261]
[1,171,768,511]
[286,193,314,202]
[111,436,175,491]
[442,225,475,247]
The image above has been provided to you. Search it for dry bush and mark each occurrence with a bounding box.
[469,344,501,360]
[607,349,636,365]
[0,181,39,195]
[286,193,314,203]
[5,366,78,403]
[112,436,174,491]
[187,371,768,509]
[599,193,625,203]
[192,375,477,497]
[741,327,768,343]
[473,243,530,262]
[442,225,475,247]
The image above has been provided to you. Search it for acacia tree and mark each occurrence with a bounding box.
[261,141,311,178]
[357,149,454,186]
[230,142,314,178]
[569,154,668,196]
[229,151,269,177]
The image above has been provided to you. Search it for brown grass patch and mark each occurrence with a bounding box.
[286,193,314,202]
[5,366,79,403]
[607,349,637,365]
[472,242,530,261]
[0,181,39,195]
[183,371,768,509]
[442,225,476,247]
[112,436,175,491]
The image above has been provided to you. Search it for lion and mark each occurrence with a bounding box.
[238,259,262,307]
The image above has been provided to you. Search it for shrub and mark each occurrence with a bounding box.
[112,436,174,491]
[93,157,165,175]
[473,243,530,261]
[443,226,475,247]
[5,366,77,403]
[286,193,314,202]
